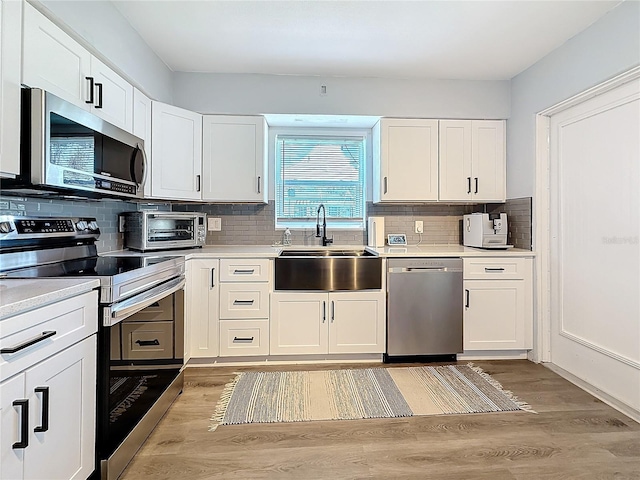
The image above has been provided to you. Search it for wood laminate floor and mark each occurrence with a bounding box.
[120,360,640,480]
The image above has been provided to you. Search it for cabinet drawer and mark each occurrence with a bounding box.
[0,291,98,380]
[219,320,269,356]
[219,259,270,282]
[220,283,270,319]
[124,295,174,322]
[463,258,527,280]
[121,321,174,360]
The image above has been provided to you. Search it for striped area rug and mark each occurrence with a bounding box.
[210,364,533,430]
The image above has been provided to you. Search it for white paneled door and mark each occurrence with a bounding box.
[549,76,640,414]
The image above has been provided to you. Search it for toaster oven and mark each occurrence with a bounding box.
[121,211,206,251]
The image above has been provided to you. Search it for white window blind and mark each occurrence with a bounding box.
[275,135,366,228]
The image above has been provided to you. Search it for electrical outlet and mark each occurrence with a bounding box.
[414,220,424,234]
[208,217,222,231]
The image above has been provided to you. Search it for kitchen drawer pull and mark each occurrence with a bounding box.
[474,177,479,194]
[34,387,49,433]
[210,267,215,289]
[1,331,56,354]
[485,267,505,272]
[322,301,326,323]
[233,299,255,305]
[85,76,94,104]
[257,176,261,194]
[135,339,160,346]
[233,336,255,342]
[196,174,201,192]
[467,177,471,194]
[331,301,335,322]
[233,269,255,274]
[383,176,388,194]
[12,400,28,449]
[465,289,470,308]
[95,82,103,108]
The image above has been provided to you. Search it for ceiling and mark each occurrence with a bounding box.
[112,0,622,81]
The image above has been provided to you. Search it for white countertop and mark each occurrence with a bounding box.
[104,244,535,259]
[0,278,100,320]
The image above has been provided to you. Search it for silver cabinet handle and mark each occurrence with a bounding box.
[210,267,216,289]
[322,301,326,323]
[331,301,335,322]
[233,299,254,305]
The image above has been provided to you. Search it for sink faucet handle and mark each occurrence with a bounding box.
[324,236,334,246]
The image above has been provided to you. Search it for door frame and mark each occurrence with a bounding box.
[533,65,640,364]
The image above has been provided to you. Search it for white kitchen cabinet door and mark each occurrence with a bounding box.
[151,101,202,200]
[439,120,505,202]
[471,120,505,202]
[187,259,219,358]
[464,280,527,350]
[328,291,385,354]
[0,0,22,178]
[202,115,267,202]
[270,292,328,355]
[439,120,472,201]
[0,337,96,480]
[0,373,25,480]
[89,56,133,133]
[133,88,153,198]
[373,118,439,202]
[22,2,91,106]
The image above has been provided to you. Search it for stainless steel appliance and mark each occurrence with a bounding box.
[2,88,146,199]
[463,213,512,249]
[121,211,206,251]
[0,216,185,480]
[385,258,463,361]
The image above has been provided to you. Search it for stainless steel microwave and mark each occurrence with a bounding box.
[121,211,207,251]
[7,88,146,199]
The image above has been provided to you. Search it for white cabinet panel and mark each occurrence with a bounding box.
[219,258,270,282]
[0,373,25,480]
[0,0,22,177]
[151,101,202,200]
[219,283,270,319]
[328,292,385,354]
[439,120,472,201]
[270,293,327,355]
[472,121,505,202]
[89,56,133,132]
[202,115,267,202]
[219,320,269,357]
[373,118,439,202]
[22,2,90,106]
[187,259,219,357]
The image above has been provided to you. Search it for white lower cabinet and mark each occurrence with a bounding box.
[463,257,533,351]
[0,336,97,480]
[187,258,220,358]
[219,320,269,356]
[270,291,385,355]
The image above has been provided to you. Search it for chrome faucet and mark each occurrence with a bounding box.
[316,204,333,246]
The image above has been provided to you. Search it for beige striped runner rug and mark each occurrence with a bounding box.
[210,364,534,430]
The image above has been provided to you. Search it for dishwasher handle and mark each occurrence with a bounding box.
[390,266,460,273]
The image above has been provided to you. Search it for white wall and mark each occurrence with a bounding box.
[32,0,174,103]
[173,73,510,119]
[507,0,640,199]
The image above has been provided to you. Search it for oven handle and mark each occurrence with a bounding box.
[103,276,185,327]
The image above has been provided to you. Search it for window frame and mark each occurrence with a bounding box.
[270,126,371,231]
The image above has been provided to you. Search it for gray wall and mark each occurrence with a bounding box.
[173,73,510,118]
[32,0,174,103]
[507,1,640,199]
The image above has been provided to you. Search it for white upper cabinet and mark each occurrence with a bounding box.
[88,56,133,132]
[201,115,268,203]
[439,120,506,202]
[22,2,133,133]
[132,88,152,198]
[373,118,439,202]
[0,0,22,178]
[151,101,202,200]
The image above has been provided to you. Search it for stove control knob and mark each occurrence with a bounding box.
[0,222,13,234]
[76,221,88,231]
[88,221,99,231]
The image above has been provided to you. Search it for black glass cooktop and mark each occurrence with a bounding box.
[2,256,176,279]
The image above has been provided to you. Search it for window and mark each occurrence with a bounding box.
[275,133,367,229]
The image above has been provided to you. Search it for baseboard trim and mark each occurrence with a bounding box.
[187,353,383,367]
[544,362,640,424]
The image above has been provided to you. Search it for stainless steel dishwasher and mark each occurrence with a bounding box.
[385,258,463,361]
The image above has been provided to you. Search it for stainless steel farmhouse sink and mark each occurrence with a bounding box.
[275,249,382,290]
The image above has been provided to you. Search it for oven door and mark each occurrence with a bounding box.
[144,215,198,250]
[96,275,185,480]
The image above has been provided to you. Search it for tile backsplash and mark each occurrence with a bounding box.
[487,197,533,250]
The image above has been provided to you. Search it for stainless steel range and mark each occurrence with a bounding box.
[0,215,186,480]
